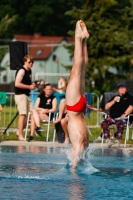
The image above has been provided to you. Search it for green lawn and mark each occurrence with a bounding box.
[1,106,133,145]
[2,125,133,146]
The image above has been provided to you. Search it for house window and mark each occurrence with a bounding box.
[3,75,7,82]
[36,50,43,56]
[69,55,73,62]
[53,54,57,61]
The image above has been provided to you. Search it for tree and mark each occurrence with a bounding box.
[0,14,17,37]
[0,14,16,71]
[0,0,82,38]
[66,0,133,94]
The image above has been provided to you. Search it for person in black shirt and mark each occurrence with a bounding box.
[14,55,35,141]
[101,82,133,147]
[29,83,57,141]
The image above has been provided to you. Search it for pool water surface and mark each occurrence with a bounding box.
[0,144,133,200]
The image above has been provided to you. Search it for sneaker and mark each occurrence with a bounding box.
[97,136,102,141]
[36,127,43,132]
[35,127,43,137]
[114,140,120,147]
[28,136,34,142]
[106,139,113,148]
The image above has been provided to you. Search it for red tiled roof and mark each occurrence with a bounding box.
[14,34,74,60]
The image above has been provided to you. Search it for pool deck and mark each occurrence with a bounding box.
[0,140,133,150]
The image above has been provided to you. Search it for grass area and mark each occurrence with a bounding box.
[1,106,133,145]
[1,107,99,128]
[2,126,133,146]
[1,106,19,128]
[2,127,100,142]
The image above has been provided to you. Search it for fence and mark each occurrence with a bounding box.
[0,92,101,135]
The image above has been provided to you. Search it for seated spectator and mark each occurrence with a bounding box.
[28,83,57,142]
[38,79,45,92]
[52,77,67,94]
[30,79,46,108]
[30,80,40,108]
[53,99,69,144]
[52,77,68,110]
[101,82,133,147]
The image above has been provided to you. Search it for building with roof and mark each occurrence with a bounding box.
[0,34,74,90]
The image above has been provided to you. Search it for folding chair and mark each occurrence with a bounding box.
[100,92,118,110]
[124,114,133,147]
[24,111,55,141]
[53,112,58,143]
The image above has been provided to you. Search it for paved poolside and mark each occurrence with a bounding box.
[0,140,133,150]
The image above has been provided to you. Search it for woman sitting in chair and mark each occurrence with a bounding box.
[52,77,68,107]
[52,77,67,94]
[28,83,57,142]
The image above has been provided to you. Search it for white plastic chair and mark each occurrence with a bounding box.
[53,112,58,143]
[24,112,55,141]
[124,114,133,147]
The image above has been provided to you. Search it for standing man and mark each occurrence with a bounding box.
[15,55,35,140]
[66,20,89,168]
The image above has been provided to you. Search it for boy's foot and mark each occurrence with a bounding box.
[80,20,90,39]
[75,20,86,39]
[28,136,34,142]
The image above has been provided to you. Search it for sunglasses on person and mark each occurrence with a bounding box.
[28,61,34,64]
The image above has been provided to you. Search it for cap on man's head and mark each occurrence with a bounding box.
[117,82,127,88]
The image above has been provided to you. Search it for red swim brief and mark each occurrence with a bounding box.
[66,96,86,113]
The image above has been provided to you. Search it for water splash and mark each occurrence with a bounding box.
[64,146,99,175]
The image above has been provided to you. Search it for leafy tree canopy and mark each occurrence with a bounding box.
[66,0,133,94]
[0,0,133,94]
[0,0,82,39]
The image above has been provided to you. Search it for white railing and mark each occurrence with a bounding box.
[87,92,100,128]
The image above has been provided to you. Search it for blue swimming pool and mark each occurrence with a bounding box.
[0,144,133,200]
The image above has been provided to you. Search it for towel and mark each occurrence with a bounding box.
[85,92,92,118]
[0,92,7,105]
[53,92,66,106]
